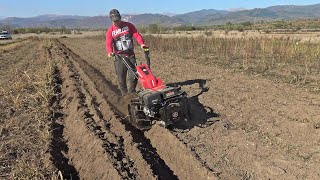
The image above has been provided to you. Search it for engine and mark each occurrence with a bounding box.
[137,86,189,126]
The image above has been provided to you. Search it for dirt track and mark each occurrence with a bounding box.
[1,37,320,179]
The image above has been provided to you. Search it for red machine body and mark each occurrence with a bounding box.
[136,64,165,91]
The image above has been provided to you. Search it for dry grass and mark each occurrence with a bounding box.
[145,34,320,93]
[0,40,58,179]
[0,39,32,54]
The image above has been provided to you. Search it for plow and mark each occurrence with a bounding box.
[114,48,190,130]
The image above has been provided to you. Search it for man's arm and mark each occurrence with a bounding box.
[106,28,113,57]
[129,23,145,47]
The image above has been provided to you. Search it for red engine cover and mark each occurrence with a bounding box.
[136,64,165,91]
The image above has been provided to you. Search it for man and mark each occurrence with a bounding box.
[106,9,146,96]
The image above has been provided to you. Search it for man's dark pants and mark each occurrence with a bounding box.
[114,55,138,96]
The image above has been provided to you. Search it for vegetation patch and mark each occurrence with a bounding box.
[145,35,320,93]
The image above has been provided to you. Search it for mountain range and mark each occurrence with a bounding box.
[1,4,320,29]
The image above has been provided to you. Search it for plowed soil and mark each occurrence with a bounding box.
[1,36,320,179]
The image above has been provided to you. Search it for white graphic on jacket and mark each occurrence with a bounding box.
[112,26,133,52]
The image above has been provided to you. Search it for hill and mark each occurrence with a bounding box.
[1,4,320,28]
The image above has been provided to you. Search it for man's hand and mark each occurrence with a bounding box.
[141,44,150,53]
[107,52,114,58]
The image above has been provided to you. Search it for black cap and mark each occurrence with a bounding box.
[109,9,121,21]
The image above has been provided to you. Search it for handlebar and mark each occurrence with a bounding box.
[143,47,151,68]
[111,47,151,68]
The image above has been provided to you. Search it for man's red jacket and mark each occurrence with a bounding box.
[106,21,145,55]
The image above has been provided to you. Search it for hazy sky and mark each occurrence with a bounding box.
[1,0,320,17]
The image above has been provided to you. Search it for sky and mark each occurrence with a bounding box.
[0,0,320,18]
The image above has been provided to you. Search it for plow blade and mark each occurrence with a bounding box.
[128,99,152,130]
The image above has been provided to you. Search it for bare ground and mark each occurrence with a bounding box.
[1,36,319,179]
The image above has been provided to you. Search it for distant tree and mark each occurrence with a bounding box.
[225,22,233,31]
[138,26,147,34]
[172,25,189,31]
[241,21,253,27]
[60,26,66,34]
[148,24,160,34]
[13,29,20,34]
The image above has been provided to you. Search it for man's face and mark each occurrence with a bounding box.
[113,20,122,27]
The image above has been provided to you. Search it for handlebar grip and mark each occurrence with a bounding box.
[143,46,150,52]
[144,48,151,68]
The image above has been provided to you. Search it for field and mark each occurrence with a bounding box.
[1,32,320,179]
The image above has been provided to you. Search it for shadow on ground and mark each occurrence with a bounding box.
[167,79,220,131]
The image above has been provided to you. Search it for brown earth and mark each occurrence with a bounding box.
[1,36,320,179]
